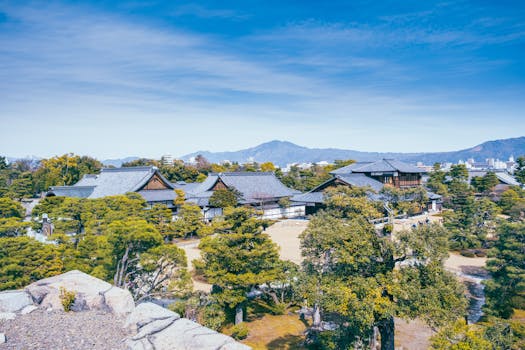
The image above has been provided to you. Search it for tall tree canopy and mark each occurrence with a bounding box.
[484,222,525,319]
[197,208,280,324]
[300,212,466,349]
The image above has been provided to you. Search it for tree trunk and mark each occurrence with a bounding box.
[235,304,243,325]
[370,326,379,350]
[312,303,321,329]
[378,317,395,350]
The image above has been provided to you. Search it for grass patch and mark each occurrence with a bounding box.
[222,300,308,349]
[241,313,308,350]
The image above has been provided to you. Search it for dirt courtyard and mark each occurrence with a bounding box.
[264,219,308,264]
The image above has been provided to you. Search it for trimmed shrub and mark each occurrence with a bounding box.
[59,287,76,312]
[230,323,249,340]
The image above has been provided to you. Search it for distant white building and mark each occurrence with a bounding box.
[161,154,174,166]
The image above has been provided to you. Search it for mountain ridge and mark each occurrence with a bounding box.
[180,137,525,166]
[6,137,524,167]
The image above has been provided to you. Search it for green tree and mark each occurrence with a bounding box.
[122,158,159,167]
[427,163,449,197]
[300,213,466,349]
[431,317,525,350]
[0,156,7,170]
[198,230,281,324]
[484,222,525,318]
[209,188,241,208]
[133,244,192,301]
[144,204,173,238]
[0,218,30,237]
[33,154,102,192]
[260,162,276,172]
[499,188,525,221]
[444,197,501,249]
[0,197,25,218]
[324,186,382,220]
[172,204,205,239]
[431,319,492,350]
[471,172,499,194]
[0,237,63,290]
[515,156,525,184]
[450,164,469,182]
[107,219,163,288]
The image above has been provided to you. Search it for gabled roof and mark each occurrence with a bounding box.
[48,186,95,198]
[49,166,175,200]
[336,174,384,192]
[330,159,424,175]
[291,191,325,204]
[291,174,383,204]
[467,170,520,186]
[187,172,300,205]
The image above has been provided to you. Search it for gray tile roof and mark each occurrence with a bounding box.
[331,159,424,175]
[330,162,373,175]
[336,174,384,192]
[74,174,99,186]
[48,167,175,203]
[138,189,177,203]
[291,174,384,204]
[188,172,300,205]
[48,186,95,198]
[468,170,520,186]
[427,191,442,200]
[291,191,325,204]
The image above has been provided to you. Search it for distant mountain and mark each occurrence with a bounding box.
[180,140,421,167]
[101,156,140,168]
[180,137,525,166]
[403,136,525,164]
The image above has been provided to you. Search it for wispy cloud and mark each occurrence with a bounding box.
[0,1,524,157]
[172,3,248,20]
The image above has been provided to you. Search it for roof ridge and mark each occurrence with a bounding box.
[50,185,96,189]
[101,166,155,172]
[213,172,275,176]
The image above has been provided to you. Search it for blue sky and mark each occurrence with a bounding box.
[1,0,524,159]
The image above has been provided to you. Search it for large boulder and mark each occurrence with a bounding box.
[124,302,179,332]
[0,290,33,312]
[126,303,251,350]
[25,270,134,316]
[149,318,251,350]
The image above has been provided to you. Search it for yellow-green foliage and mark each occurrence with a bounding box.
[59,286,76,312]
[231,323,249,340]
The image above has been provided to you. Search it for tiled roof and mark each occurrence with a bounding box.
[336,174,384,192]
[427,191,442,200]
[291,191,325,204]
[48,167,175,201]
[188,172,300,205]
[48,186,95,198]
[468,170,520,186]
[291,174,384,204]
[331,159,424,175]
[138,189,177,203]
[330,162,373,175]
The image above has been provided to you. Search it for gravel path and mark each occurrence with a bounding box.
[0,309,131,350]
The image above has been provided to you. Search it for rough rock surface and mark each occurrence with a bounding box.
[20,305,38,315]
[25,270,134,316]
[0,314,15,321]
[0,309,130,350]
[0,291,33,313]
[126,302,251,350]
[124,302,179,332]
[0,272,251,350]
